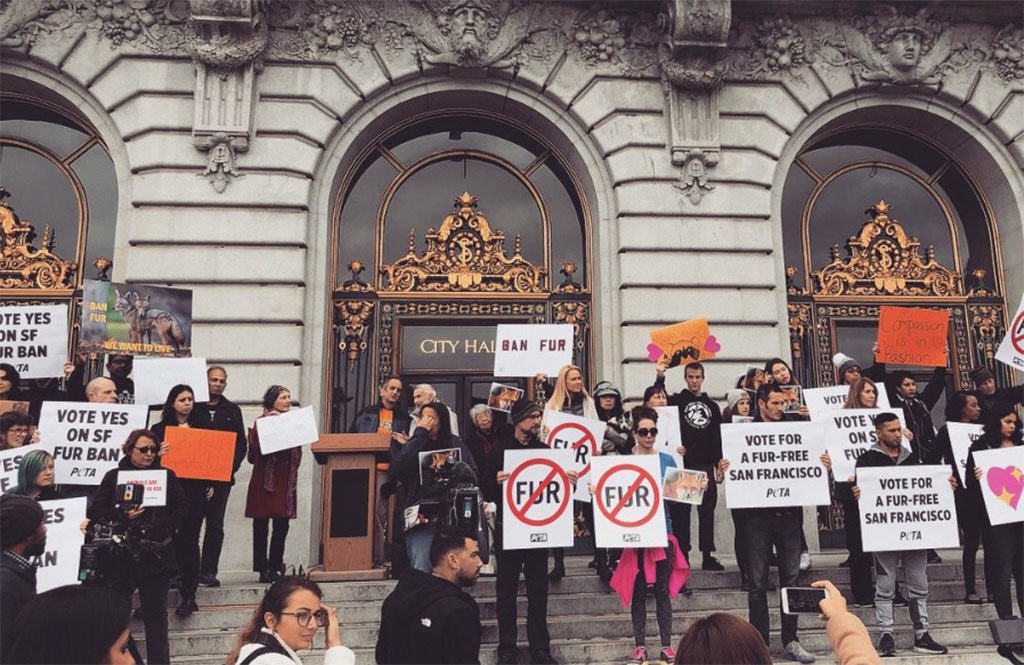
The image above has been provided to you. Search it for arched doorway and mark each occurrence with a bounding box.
[328,112,593,434]
[780,122,1013,546]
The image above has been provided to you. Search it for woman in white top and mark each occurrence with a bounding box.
[228,576,355,665]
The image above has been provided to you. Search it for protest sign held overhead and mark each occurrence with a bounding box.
[591,455,667,548]
[823,408,908,482]
[972,446,1024,526]
[502,449,574,550]
[40,401,148,485]
[721,421,830,509]
[875,305,949,367]
[543,409,603,503]
[804,384,891,419]
[35,498,87,593]
[118,469,168,507]
[947,422,983,485]
[857,465,959,552]
[493,324,574,377]
[79,280,192,357]
[255,405,319,454]
[653,406,683,467]
[0,304,68,378]
[0,443,52,493]
[133,356,210,405]
[648,318,719,369]
[995,295,1024,370]
[160,427,235,482]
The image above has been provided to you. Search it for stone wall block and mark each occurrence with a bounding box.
[987,92,1024,146]
[256,99,340,146]
[719,83,804,134]
[543,56,596,109]
[809,61,856,99]
[711,149,776,186]
[190,284,306,322]
[571,79,663,131]
[90,58,194,111]
[619,287,778,322]
[776,73,829,116]
[124,245,306,284]
[260,64,361,122]
[617,217,773,251]
[127,132,319,176]
[59,32,123,87]
[211,364,304,404]
[719,116,789,159]
[963,71,1019,128]
[129,206,307,245]
[25,29,87,69]
[933,68,977,109]
[619,250,776,287]
[1007,136,1024,171]
[374,46,421,85]
[131,171,310,208]
[590,112,667,156]
[606,147,675,185]
[615,181,771,217]
[111,95,193,141]
[193,322,304,362]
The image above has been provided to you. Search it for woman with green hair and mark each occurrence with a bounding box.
[6,449,59,500]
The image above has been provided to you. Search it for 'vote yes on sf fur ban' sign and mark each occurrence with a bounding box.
[40,401,148,485]
[591,455,666,548]
[503,449,574,550]
[0,305,68,379]
[721,421,830,509]
[823,408,907,482]
[857,465,959,552]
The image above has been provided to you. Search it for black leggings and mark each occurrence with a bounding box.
[983,523,1024,619]
[630,545,673,649]
[954,490,981,596]
[252,517,290,573]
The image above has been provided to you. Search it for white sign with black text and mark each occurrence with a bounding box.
[0,443,52,493]
[947,422,984,486]
[41,401,148,485]
[822,408,908,482]
[804,384,890,419]
[0,304,68,379]
[721,421,830,509]
[857,465,959,552]
[34,498,87,593]
[117,469,168,507]
[995,295,1024,370]
[591,455,667,548]
[492,324,574,378]
[502,449,574,550]
[543,409,603,503]
[255,406,319,455]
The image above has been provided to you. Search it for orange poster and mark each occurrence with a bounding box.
[160,426,235,482]
[649,318,720,368]
[875,306,950,368]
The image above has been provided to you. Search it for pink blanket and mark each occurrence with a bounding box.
[609,534,691,608]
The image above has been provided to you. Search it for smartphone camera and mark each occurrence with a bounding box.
[781,586,829,615]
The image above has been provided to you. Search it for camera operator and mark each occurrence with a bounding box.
[393,402,477,572]
[1,493,46,660]
[88,429,187,665]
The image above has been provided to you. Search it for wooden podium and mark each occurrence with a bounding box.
[309,433,391,581]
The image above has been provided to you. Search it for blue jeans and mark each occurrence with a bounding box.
[742,508,803,646]
[406,525,435,572]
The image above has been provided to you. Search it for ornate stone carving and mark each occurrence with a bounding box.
[0,188,77,290]
[787,302,811,366]
[187,0,268,71]
[380,192,546,293]
[553,300,589,353]
[195,132,245,193]
[969,303,1004,364]
[569,5,659,75]
[554,262,585,294]
[729,14,811,78]
[989,24,1024,81]
[812,201,961,297]
[332,260,376,368]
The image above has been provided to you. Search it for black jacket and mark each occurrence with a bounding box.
[655,375,723,466]
[0,551,36,660]
[978,384,1024,420]
[480,425,547,509]
[201,396,248,481]
[375,568,481,664]
[855,443,921,470]
[880,365,944,462]
[350,402,412,461]
[394,428,477,512]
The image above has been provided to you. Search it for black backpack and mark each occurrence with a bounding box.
[238,631,290,665]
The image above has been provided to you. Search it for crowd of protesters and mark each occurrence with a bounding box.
[0,339,1021,665]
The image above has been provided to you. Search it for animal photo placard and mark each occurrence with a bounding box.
[79,280,193,357]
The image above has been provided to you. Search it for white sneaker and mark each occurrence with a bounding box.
[783,641,816,663]
[799,551,812,571]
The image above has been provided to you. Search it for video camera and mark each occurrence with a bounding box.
[78,483,161,589]
[417,459,490,564]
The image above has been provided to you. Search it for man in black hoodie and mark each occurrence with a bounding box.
[655,361,723,570]
[376,529,483,664]
[0,494,46,661]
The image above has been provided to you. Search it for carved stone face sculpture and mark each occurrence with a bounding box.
[447,3,491,62]
[887,30,922,70]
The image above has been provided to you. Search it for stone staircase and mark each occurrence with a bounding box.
[134,551,1013,664]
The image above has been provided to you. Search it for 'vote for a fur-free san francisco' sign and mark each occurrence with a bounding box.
[492,324,574,378]
[822,409,908,482]
[971,446,1024,526]
[40,401,148,485]
[79,280,192,357]
[995,295,1024,371]
[35,498,87,593]
[947,422,983,486]
[804,384,891,419]
[857,465,959,552]
[591,455,667,548]
[543,409,603,503]
[0,304,68,379]
[502,449,574,550]
[721,421,830,509]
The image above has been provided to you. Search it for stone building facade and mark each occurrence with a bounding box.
[2,0,1021,571]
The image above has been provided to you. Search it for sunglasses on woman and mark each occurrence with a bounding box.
[134,446,158,454]
[280,609,328,627]
[635,427,658,437]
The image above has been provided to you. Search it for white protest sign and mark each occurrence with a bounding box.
[41,402,148,486]
[543,409,603,503]
[0,443,53,493]
[823,408,908,482]
[502,448,574,550]
[117,469,168,507]
[34,498,87,592]
[653,406,683,467]
[857,465,958,552]
[493,324,574,377]
[721,421,830,509]
[133,356,210,405]
[995,295,1024,371]
[804,384,890,419]
[972,446,1024,526]
[947,422,983,485]
[0,305,68,379]
[591,455,667,548]
[255,405,319,455]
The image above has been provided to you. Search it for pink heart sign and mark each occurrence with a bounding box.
[986,465,1024,511]
[703,335,721,353]
[646,343,665,363]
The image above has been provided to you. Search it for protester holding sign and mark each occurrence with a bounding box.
[89,428,187,665]
[0,493,46,661]
[721,388,753,591]
[886,367,945,463]
[964,405,1023,620]
[969,366,1023,420]
[393,402,476,572]
[934,391,985,604]
[852,413,951,657]
[151,384,213,618]
[245,385,302,584]
[591,381,630,585]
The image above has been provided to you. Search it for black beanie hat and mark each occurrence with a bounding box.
[510,398,542,424]
[0,494,44,549]
[969,366,994,385]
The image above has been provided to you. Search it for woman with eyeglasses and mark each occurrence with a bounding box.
[89,428,188,665]
[228,576,354,665]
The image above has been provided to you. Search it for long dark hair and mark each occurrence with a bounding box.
[764,358,795,385]
[422,401,453,447]
[227,576,323,664]
[6,585,130,664]
[160,384,197,425]
[0,363,20,397]
[944,390,979,424]
[980,404,1023,448]
[674,612,772,664]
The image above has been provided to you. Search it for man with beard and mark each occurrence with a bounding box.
[376,530,484,664]
[0,494,47,660]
